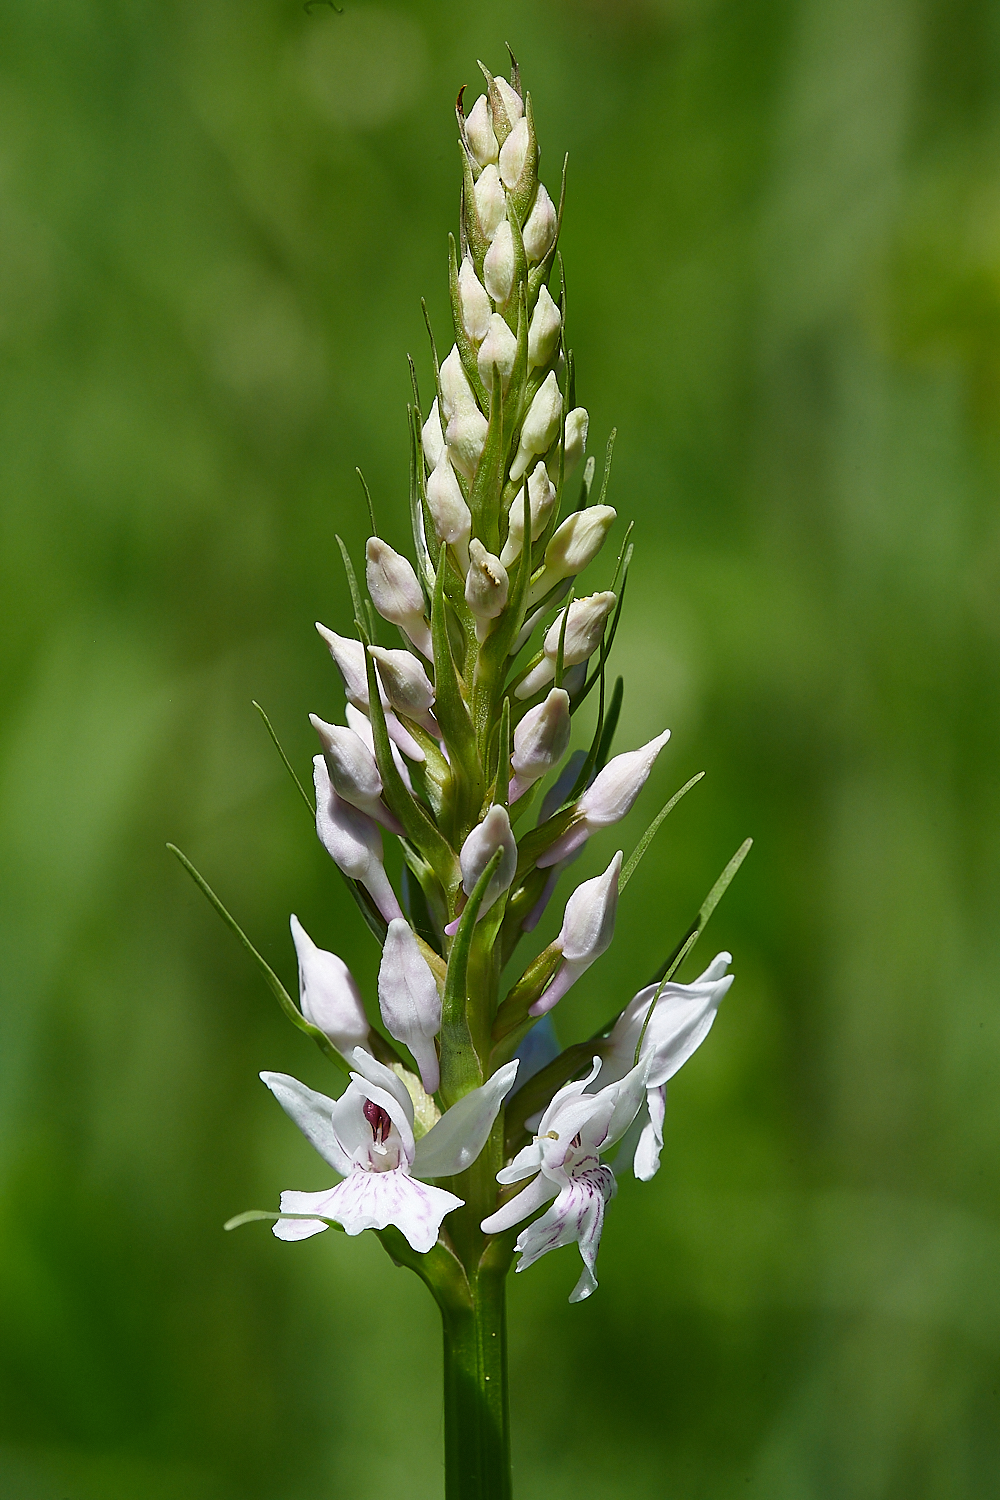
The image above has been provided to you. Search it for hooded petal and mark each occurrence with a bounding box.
[260,1072,350,1175]
[318,1167,463,1253]
[412,1061,519,1179]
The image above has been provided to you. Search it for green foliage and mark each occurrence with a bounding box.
[1,2,999,1497]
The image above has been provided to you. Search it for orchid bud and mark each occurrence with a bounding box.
[514,591,616,698]
[499,115,529,188]
[483,219,515,305]
[421,398,445,470]
[509,371,562,482]
[368,645,436,729]
[537,729,672,867]
[509,687,571,800]
[527,505,617,608]
[528,284,561,370]
[426,456,472,568]
[378,918,442,1095]
[310,713,387,823]
[459,804,517,914]
[315,625,425,761]
[523,184,557,264]
[439,349,488,478]
[365,537,433,658]
[458,258,492,344]
[464,538,509,639]
[345,701,413,793]
[473,163,506,242]
[492,75,524,127]
[290,914,370,1054]
[529,851,622,1016]
[477,311,518,391]
[313,756,403,923]
[500,460,557,567]
[465,93,499,168]
[563,406,589,475]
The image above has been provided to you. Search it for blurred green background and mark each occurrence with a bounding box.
[2,0,999,1496]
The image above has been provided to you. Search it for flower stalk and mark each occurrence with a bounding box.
[171,53,750,1500]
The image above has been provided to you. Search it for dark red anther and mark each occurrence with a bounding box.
[363,1098,393,1145]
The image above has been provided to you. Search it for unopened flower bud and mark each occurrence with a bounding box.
[368,645,436,730]
[474,163,506,241]
[477,311,518,391]
[514,591,616,699]
[313,756,404,923]
[315,625,425,762]
[290,914,370,1054]
[421,399,445,470]
[365,537,432,658]
[439,348,488,479]
[564,407,589,475]
[310,713,398,831]
[528,285,561,370]
[523,184,557,264]
[509,687,571,801]
[499,115,529,188]
[346,702,413,792]
[527,505,617,608]
[537,729,672,867]
[459,804,517,915]
[530,850,623,1015]
[378,918,442,1095]
[426,456,472,568]
[464,538,509,640]
[465,93,499,168]
[483,219,515,305]
[509,371,562,482]
[458,258,492,344]
[501,460,557,567]
[492,75,524,127]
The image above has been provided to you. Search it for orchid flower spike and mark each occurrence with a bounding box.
[530,850,623,1016]
[365,538,433,659]
[262,1051,519,1252]
[289,914,370,1055]
[509,687,571,802]
[537,730,671,867]
[600,953,734,1180]
[378,918,443,1096]
[481,1056,649,1301]
[313,755,404,923]
[309,714,402,834]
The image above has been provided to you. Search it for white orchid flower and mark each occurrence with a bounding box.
[263,1051,520,1254]
[480,1056,648,1301]
[600,953,734,1180]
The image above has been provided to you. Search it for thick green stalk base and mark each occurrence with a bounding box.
[441,1262,511,1500]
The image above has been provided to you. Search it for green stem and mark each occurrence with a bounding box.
[440,1261,511,1500]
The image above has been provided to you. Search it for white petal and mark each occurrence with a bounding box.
[480,1170,558,1235]
[273,1187,337,1240]
[347,1046,416,1127]
[412,1061,519,1178]
[599,1058,653,1152]
[496,1139,543,1185]
[633,1085,666,1182]
[321,1167,463,1253]
[514,1164,616,1302]
[260,1072,350,1175]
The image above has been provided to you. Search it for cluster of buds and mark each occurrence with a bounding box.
[245,60,738,1306]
